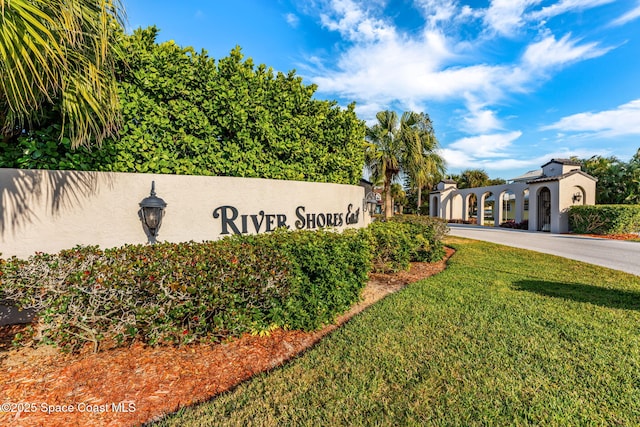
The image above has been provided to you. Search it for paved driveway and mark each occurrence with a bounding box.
[447,224,640,277]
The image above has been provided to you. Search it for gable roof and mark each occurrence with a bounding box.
[510,169,543,182]
[527,169,597,184]
[540,158,582,168]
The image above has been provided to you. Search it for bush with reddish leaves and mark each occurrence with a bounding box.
[1,220,447,352]
[0,230,370,351]
[499,220,529,229]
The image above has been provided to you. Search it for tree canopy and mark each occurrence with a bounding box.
[365,110,445,217]
[579,150,640,204]
[1,26,366,185]
[454,169,490,189]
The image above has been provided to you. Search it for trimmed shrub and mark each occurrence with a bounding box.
[261,229,371,330]
[389,215,448,263]
[569,205,640,234]
[361,221,414,273]
[362,216,447,272]
[0,217,448,352]
[0,29,366,186]
[0,230,370,351]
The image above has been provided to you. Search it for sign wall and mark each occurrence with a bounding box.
[0,168,369,259]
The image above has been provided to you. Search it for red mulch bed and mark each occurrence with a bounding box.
[0,248,454,427]
[577,233,640,241]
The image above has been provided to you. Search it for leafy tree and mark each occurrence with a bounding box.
[1,27,366,185]
[580,150,640,204]
[0,0,125,148]
[365,110,444,218]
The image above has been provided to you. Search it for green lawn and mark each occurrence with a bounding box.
[154,238,640,426]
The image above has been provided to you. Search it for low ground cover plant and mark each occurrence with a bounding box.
[569,205,640,234]
[0,219,446,352]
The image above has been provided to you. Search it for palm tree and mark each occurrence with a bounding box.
[459,168,489,189]
[365,111,401,218]
[0,0,125,148]
[403,112,445,211]
[365,110,445,218]
[390,182,406,214]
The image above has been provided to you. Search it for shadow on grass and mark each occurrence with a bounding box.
[514,280,640,311]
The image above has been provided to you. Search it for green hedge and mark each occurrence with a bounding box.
[0,220,447,352]
[569,205,640,234]
[362,221,414,273]
[389,214,449,256]
[363,215,448,272]
[0,28,366,186]
[0,230,370,351]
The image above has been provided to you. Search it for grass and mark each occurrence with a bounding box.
[152,237,640,426]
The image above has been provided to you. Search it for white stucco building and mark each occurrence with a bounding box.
[429,159,597,233]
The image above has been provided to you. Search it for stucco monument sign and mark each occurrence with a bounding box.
[0,168,369,259]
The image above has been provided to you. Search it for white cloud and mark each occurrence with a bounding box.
[522,33,611,70]
[542,99,640,137]
[446,149,607,177]
[439,148,476,170]
[310,33,463,100]
[285,13,300,28]
[530,0,615,20]
[483,0,541,37]
[610,2,640,27]
[319,0,394,42]
[449,131,522,158]
[440,149,541,175]
[462,109,502,133]
[301,0,623,175]
[307,1,614,125]
[414,0,461,30]
[461,95,504,133]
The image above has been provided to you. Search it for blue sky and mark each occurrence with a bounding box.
[123,0,640,180]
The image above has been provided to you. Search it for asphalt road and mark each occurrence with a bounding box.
[447,224,640,277]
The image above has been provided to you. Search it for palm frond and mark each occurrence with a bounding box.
[1,0,125,147]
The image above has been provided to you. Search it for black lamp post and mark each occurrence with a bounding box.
[139,181,167,239]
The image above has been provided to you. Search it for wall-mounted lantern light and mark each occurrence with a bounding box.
[572,192,582,204]
[139,181,167,239]
[363,191,378,215]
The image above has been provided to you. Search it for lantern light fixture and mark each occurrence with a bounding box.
[572,192,582,204]
[363,191,378,215]
[139,181,167,239]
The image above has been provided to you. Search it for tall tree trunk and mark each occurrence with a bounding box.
[417,186,422,211]
[384,172,393,219]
